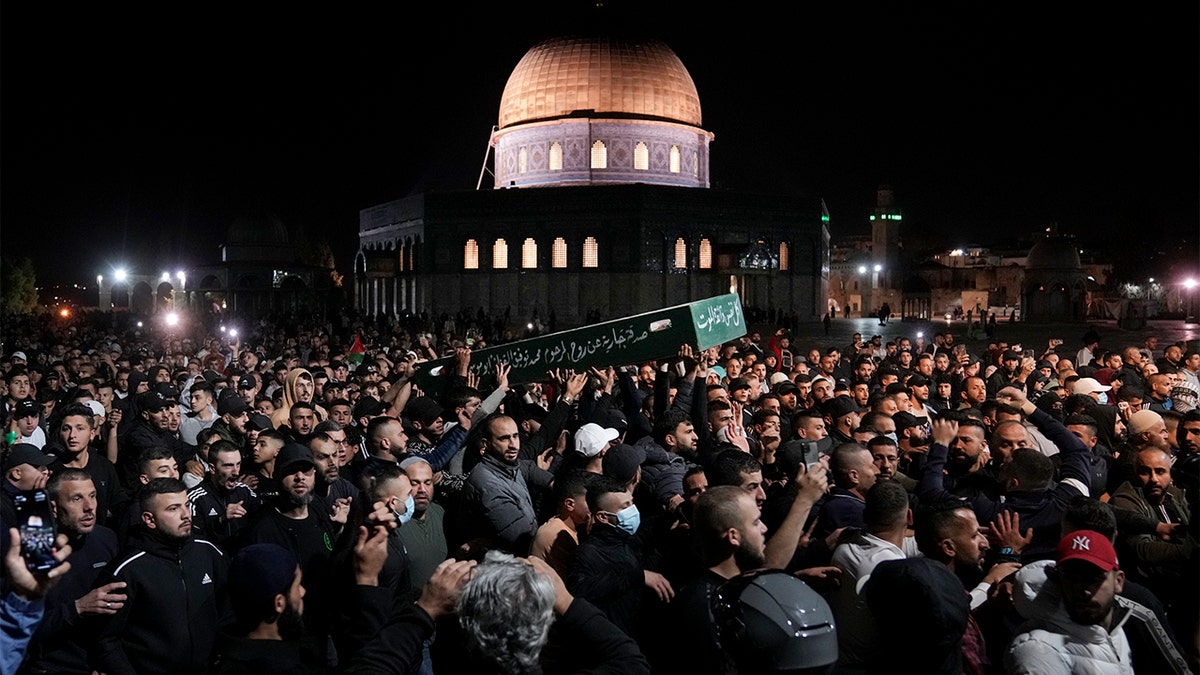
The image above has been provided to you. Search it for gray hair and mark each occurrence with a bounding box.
[457,550,556,674]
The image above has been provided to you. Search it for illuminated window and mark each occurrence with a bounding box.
[634,142,649,170]
[522,238,537,269]
[552,237,567,268]
[549,142,562,171]
[674,237,687,269]
[693,153,698,177]
[518,147,528,174]
[779,242,790,271]
[493,239,508,269]
[398,243,405,271]
[583,237,599,268]
[591,141,607,169]
[669,145,681,173]
[699,238,712,269]
[464,239,479,269]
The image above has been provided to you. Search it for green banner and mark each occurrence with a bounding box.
[414,294,746,390]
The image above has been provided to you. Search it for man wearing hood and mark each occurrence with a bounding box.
[270,369,327,431]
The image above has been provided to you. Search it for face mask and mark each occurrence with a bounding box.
[1097,392,1109,405]
[885,432,898,444]
[394,494,415,526]
[608,504,640,536]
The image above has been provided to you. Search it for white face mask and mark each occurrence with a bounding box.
[1097,392,1109,405]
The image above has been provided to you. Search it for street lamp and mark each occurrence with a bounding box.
[1185,278,1198,324]
[873,264,882,272]
[114,268,127,283]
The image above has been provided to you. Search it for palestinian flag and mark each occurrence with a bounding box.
[347,333,366,366]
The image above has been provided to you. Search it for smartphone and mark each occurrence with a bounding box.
[1023,349,1035,359]
[1051,338,1064,347]
[780,351,793,369]
[13,489,58,572]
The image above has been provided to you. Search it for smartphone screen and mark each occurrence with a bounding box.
[13,489,58,572]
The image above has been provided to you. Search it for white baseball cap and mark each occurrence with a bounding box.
[574,423,619,458]
[1072,377,1111,395]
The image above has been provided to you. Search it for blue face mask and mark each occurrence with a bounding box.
[1097,392,1109,405]
[885,432,898,444]
[608,504,640,536]
[395,494,415,526]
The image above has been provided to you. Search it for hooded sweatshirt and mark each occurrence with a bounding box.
[270,368,327,430]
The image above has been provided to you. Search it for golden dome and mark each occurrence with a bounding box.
[498,36,702,130]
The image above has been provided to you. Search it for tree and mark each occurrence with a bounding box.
[1,257,38,314]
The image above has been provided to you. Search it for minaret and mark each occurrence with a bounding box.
[870,184,901,288]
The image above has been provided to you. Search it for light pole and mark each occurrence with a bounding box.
[1185,278,1197,324]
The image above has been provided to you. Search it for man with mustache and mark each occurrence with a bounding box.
[93,478,227,675]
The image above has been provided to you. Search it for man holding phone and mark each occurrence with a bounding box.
[1,444,53,557]
[20,469,124,674]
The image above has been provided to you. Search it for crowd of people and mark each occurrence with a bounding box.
[1,307,1198,674]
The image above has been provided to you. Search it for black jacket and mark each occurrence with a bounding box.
[22,526,121,674]
[188,478,261,546]
[92,531,230,675]
[565,524,644,637]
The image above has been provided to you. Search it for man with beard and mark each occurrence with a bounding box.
[213,543,316,671]
[93,478,228,675]
[922,387,1097,562]
[894,410,929,480]
[285,401,319,442]
[1006,530,1131,673]
[1108,409,1172,497]
[1110,446,1193,609]
[309,427,359,509]
[239,444,338,658]
[189,441,261,547]
[918,414,999,502]
[461,414,541,555]
[398,457,449,591]
[21,470,123,675]
[665,487,765,675]
[1179,409,1200,455]
[120,391,187,487]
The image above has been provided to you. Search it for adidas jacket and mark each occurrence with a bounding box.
[188,478,260,546]
[92,532,230,675]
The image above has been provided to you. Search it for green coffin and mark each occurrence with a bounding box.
[413,294,746,391]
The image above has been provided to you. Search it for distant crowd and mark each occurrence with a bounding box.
[1,307,1198,674]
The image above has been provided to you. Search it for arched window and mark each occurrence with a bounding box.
[583,237,599,268]
[398,243,406,271]
[552,238,567,268]
[493,239,508,269]
[522,238,537,269]
[699,238,713,269]
[674,238,688,269]
[634,141,649,170]
[591,141,607,169]
[669,145,681,173]
[464,239,479,269]
[779,242,790,271]
[549,142,563,171]
[518,147,528,174]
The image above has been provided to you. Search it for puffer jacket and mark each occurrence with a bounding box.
[1006,560,1133,675]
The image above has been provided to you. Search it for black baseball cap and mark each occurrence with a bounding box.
[274,443,316,478]
[4,444,53,471]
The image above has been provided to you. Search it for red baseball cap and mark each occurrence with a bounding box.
[1057,530,1119,571]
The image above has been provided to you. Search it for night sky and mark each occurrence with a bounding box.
[4,2,1197,288]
